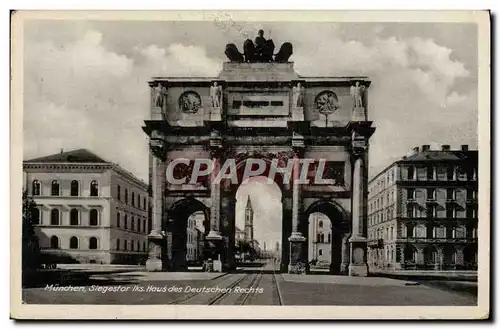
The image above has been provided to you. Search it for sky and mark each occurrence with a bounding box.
[23,19,478,247]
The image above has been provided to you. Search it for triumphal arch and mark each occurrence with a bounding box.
[142,33,375,276]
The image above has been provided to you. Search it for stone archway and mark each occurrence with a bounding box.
[303,200,350,275]
[166,197,210,271]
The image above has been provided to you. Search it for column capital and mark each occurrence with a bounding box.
[150,138,167,161]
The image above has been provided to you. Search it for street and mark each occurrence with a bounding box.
[22,260,476,306]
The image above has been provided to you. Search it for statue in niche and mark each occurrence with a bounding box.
[153,83,167,109]
[350,81,366,108]
[210,82,222,108]
[292,82,304,108]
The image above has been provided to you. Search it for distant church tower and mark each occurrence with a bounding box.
[244,196,254,245]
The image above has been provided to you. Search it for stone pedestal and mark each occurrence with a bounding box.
[292,106,304,121]
[288,232,307,274]
[209,106,222,121]
[146,230,164,272]
[351,107,367,122]
[348,237,368,277]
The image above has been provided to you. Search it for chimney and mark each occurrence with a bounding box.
[441,145,451,151]
[421,145,431,151]
[412,146,420,154]
[461,144,469,152]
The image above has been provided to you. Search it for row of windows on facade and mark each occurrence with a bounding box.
[369,191,395,213]
[405,165,476,181]
[406,203,477,219]
[368,224,477,240]
[369,165,477,196]
[116,185,148,210]
[116,212,148,233]
[368,205,395,226]
[49,235,99,249]
[369,245,477,264]
[115,238,148,252]
[32,208,100,226]
[32,180,99,197]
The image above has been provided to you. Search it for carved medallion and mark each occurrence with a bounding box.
[179,91,202,114]
[315,90,339,114]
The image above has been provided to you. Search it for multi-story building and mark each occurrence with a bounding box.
[308,213,332,263]
[23,149,150,265]
[367,144,478,271]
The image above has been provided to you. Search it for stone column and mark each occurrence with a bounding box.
[281,193,293,273]
[340,234,350,275]
[220,193,237,271]
[288,138,307,274]
[206,132,224,270]
[349,151,368,276]
[146,135,167,272]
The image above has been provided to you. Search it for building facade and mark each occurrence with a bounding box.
[23,149,150,265]
[308,213,332,264]
[367,144,478,271]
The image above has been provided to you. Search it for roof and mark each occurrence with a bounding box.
[245,196,253,210]
[25,148,108,163]
[403,150,477,162]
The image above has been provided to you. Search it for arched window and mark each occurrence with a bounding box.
[90,180,99,197]
[50,209,59,225]
[70,180,79,196]
[31,208,40,225]
[70,236,79,249]
[319,249,323,256]
[116,212,121,228]
[50,236,59,249]
[132,192,135,206]
[70,209,79,225]
[117,185,121,200]
[320,234,325,243]
[89,237,98,250]
[131,216,135,232]
[319,220,323,228]
[124,215,128,229]
[125,189,128,204]
[116,239,121,250]
[51,180,60,196]
[89,209,98,226]
[316,233,321,243]
[32,180,41,196]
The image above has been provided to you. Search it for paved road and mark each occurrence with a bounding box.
[22,260,476,306]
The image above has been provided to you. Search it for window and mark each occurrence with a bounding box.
[426,204,436,218]
[50,236,59,249]
[90,180,99,196]
[32,180,41,196]
[116,239,121,250]
[318,249,323,256]
[143,219,146,233]
[132,192,135,206]
[70,180,79,196]
[50,209,59,225]
[407,204,414,218]
[316,233,321,243]
[391,171,395,182]
[51,180,60,196]
[89,209,98,226]
[70,209,79,225]
[124,240,128,251]
[466,205,476,218]
[131,241,135,251]
[318,220,323,228]
[124,215,128,229]
[117,185,121,200]
[89,237,98,249]
[407,166,415,180]
[137,195,141,209]
[447,188,455,200]
[407,188,415,199]
[327,233,331,243]
[117,213,121,228]
[31,208,40,225]
[125,189,128,204]
[390,227,394,240]
[131,217,135,232]
[143,242,146,252]
[143,197,147,210]
[70,236,79,249]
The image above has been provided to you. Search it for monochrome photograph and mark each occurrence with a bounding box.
[10,10,490,319]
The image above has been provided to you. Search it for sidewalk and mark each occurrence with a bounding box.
[369,268,477,281]
[281,274,417,287]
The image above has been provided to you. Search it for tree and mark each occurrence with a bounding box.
[22,190,41,277]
